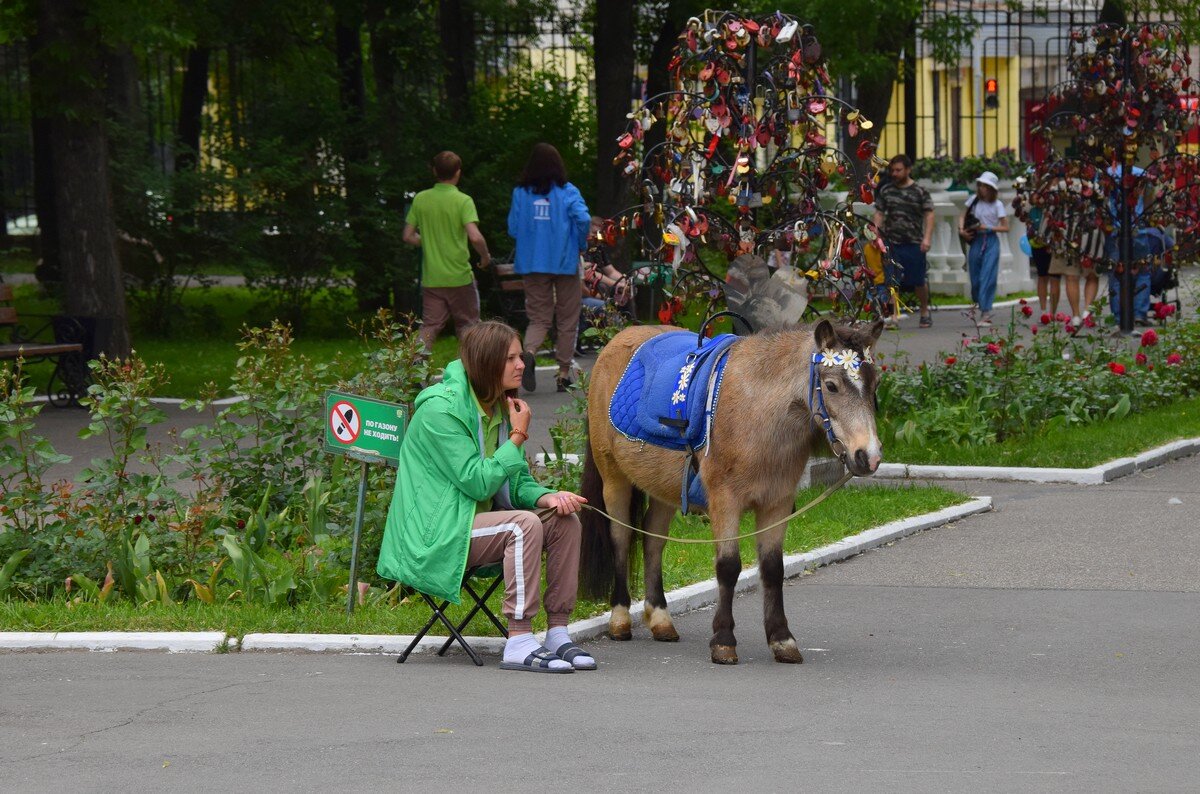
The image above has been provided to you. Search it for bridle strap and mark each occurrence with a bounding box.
[809,353,850,465]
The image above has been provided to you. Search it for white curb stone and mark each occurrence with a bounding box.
[239,633,506,654]
[871,437,1200,485]
[0,631,226,653]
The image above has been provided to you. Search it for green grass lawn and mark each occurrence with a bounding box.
[884,394,1200,468]
[0,484,966,638]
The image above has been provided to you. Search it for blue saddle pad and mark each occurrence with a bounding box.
[609,331,737,454]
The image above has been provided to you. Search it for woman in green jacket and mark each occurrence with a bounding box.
[377,321,595,673]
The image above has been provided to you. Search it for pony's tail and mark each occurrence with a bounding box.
[579,433,613,600]
[579,432,645,601]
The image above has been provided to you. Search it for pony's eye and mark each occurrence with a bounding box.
[824,380,839,393]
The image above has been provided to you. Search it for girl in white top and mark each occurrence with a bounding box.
[959,171,1010,325]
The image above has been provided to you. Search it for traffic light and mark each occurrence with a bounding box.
[985,78,999,110]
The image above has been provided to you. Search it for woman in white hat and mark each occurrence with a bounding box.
[959,171,1010,326]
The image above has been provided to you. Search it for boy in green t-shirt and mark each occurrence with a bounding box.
[404,151,492,352]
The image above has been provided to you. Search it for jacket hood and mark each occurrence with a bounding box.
[415,359,473,421]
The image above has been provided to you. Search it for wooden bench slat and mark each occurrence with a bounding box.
[0,342,84,359]
[0,306,17,325]
[0,283,14,301]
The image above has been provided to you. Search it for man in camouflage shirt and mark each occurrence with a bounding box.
[873,154,935,327]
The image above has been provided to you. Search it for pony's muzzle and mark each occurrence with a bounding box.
[852,448,881,475]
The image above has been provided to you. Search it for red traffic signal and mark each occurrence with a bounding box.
[985,78,999,109]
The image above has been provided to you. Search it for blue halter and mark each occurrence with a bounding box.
[808,352,851,465]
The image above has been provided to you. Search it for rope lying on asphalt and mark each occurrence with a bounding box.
[579,471,854,544]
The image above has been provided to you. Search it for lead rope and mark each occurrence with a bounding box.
[579,470,853,545]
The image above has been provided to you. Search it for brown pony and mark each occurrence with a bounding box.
[580,319,884,664]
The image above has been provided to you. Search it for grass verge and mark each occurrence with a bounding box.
[883,395,1200,468]
[0,484,966,638]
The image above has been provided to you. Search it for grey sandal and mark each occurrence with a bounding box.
[499,646,574,673]
[549,641,597,670]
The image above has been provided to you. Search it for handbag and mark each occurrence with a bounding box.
[960,197,981,256]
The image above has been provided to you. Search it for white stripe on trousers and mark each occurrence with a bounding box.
[469,523,527,619]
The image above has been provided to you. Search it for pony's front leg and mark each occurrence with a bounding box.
[707,492,743,665]
[642,497,680,642]
[755,499,804,664]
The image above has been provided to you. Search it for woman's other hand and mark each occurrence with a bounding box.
[538,491,588,515]
[506,397,532,435]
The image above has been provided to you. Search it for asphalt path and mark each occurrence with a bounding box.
[3,456,1197,791]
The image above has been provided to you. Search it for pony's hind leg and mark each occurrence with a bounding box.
[755,499,803,664]
[707,491,743,665]
[642,497,680,642]
[602,477,636,640]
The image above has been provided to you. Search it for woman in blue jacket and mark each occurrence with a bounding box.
[508,143,591,392]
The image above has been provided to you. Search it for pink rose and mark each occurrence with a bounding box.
[986,342,1001,354]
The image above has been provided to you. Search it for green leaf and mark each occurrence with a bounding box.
[1107,394,1131,420]
[0,549,32,596]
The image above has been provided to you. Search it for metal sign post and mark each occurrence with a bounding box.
[323,390,406,615]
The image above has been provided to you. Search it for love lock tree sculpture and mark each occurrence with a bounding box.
[1015,22,1200,333]
[594,9,890,332]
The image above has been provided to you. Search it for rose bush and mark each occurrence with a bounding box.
[880,302,1200,449]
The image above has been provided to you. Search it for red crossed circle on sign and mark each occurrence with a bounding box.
[330,401,360,444]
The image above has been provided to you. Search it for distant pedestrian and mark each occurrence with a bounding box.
[960,171,1010,327]
[1026,204,1061,316]
[873,154,934,328]
[404,151,492,353]
[508,143,591,392]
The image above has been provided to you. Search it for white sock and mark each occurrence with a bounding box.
[546,627,594,667]
[503,632,570,669]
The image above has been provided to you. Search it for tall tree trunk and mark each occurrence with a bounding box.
[337,8,386,310]
[32,0,131,358]
[593,0,635,216]
[29,62,61,283]
[176,47,210,172]
[438,0,474,122]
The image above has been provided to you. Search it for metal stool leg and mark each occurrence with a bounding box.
[435,575,507,657]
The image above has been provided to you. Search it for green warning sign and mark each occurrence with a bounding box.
[323,390,406,466]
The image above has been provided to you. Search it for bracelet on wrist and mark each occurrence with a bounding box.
[509,429,528,443]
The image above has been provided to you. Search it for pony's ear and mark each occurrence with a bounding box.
[813,319,838,352]
[867,318,886,342]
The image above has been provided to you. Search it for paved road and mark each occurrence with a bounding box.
[3,455,1197,791]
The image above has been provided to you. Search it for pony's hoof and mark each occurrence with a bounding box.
[770,639,804,664]
[609,605,632,641]
[644,606,679,642]
[650,623,680,642]
[710,645,739,665]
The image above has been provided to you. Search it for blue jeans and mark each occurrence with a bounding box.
[968,231,1000,312]
[1108,268,1151,320]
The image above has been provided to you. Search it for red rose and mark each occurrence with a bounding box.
[1031,325,1039,335]
[1040,313,1052,324]
[237,519,246,530]
[1065,324,1076,334]
[1055,312,1069,323]
[1140,329,1158,347]
[1021,305,1033,317]
[944,356,957,365]
[1108,361,1126,375]
[986,342,1001,354]
[1083,315,1097,328]
[1019,298,1028,305]
[1135,352,1148,365]
[1167,352,1183,365]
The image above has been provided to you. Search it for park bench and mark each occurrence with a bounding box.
[0,283,91,406]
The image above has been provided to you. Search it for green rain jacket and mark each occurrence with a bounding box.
[376,360,553,603]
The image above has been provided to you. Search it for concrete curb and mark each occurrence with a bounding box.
[239,633,508,655]
[872,437,1200,485]
[0,498,991,655]
[0,631,226,653]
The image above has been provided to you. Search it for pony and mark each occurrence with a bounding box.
[580,319,884,665]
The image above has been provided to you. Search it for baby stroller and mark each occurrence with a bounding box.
[1149,264,1182,322]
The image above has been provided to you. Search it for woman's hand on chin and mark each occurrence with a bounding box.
[538,491,588,515]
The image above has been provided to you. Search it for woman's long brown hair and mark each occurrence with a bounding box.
[459,321,520,408]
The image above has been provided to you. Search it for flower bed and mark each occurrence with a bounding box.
[879,299,1200,460]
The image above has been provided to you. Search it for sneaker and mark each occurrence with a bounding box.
[1071,316,1082,329]
[1134,316,1152,327]
[520,351,537,392]
[556,375,574,393]
[977,314,993,327]
[919,315,932,328]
